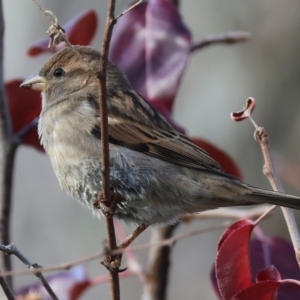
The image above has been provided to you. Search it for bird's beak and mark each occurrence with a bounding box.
[20,74,47,92]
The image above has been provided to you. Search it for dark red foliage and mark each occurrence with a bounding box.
[6,79,43,151]
[232,281,280,300]
[191,138,242,179]
[28,9,98,56]
[212,220,300,299]
[256,267,282,282]
[110,0,192,113]
[215,219,254,300]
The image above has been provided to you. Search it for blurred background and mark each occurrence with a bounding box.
[2,0,300,299]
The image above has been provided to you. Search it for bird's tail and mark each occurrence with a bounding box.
[245,186,300,210]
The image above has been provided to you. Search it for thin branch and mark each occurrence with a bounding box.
[232,97,300,265]
[0,222,231,278]
[15,117,38,140]
[0,249,105,277]
[0,272,14,300]
[131,222,231,255]
[143,205,271,300]
[182,205,273,221]
[190,31,251,53]
[97,0,120,299]
[144,225,178,300]
[0,243,58,300]
[254,127,300,264]
[115,0,144,20]
[0,0,15,290]
[254,205,277,226]
[114,222,148,284]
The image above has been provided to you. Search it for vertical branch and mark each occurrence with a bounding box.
[143,225,178,300]
[0,0,17,291]
[97,0,119,299]
[256,130,300,263]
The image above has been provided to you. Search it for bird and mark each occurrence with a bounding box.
[21,45,300,225]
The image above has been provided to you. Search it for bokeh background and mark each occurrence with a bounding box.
[2,0,300,299]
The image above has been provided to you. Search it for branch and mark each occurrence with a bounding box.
[144,225,178,300]
[0,0,16,291]
[232,97,300,265]
[190,31,251,53]
[0,222,231,278]
[0,243,58,300]
[255,128,300,263]
[182,205,273,221]
[96,1,120,299]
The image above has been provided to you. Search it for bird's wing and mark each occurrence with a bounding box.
[110,123,221,170]
[87,90,222,172]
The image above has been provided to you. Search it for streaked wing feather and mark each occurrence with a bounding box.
[106,123,221,171]
[87,91,221,172]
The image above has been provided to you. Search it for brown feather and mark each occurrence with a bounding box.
[88,89,221,171]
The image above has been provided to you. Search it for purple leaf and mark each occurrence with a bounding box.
[110,0,192,114]
[250,237,300,300]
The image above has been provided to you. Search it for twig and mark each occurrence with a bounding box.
[0,222,230,278]
[232,97,300,265]
[96,1,120,299]
[254,205,277,226]
[0,0,16,290]
[182,205,273,221]
[15,117,38,140]
[0,272,14,300]
[0,243,58,300]
[115,0,144,20]
[0,249,105,277]
[190,31,251,53]
[255,127,300,263]
[142,205,272,299]
[114,222,148,284]
[144,225,178,300]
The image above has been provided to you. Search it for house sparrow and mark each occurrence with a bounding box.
[21,46,300,225]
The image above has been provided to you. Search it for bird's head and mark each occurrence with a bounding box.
[20,46,131,109]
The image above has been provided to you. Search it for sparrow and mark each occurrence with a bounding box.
[21,46,300,225]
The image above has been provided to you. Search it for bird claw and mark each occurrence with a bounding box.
[101,256,127,272]
[93,190,122,216]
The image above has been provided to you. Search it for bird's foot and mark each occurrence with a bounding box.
[93,190,122,217]
[101,254,127,273]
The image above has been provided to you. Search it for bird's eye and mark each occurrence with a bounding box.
[53,67,65,77]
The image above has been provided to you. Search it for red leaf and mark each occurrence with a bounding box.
[216,220,254,300]
[232,272,300,300]
[110,0,191,112]
[232,281,280,300]
[69,279,92,300]
[213,225,300,300]
[257,267,281,282]
[28,9,98,56]
[6,79,43,151]
[191,138,242,179]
